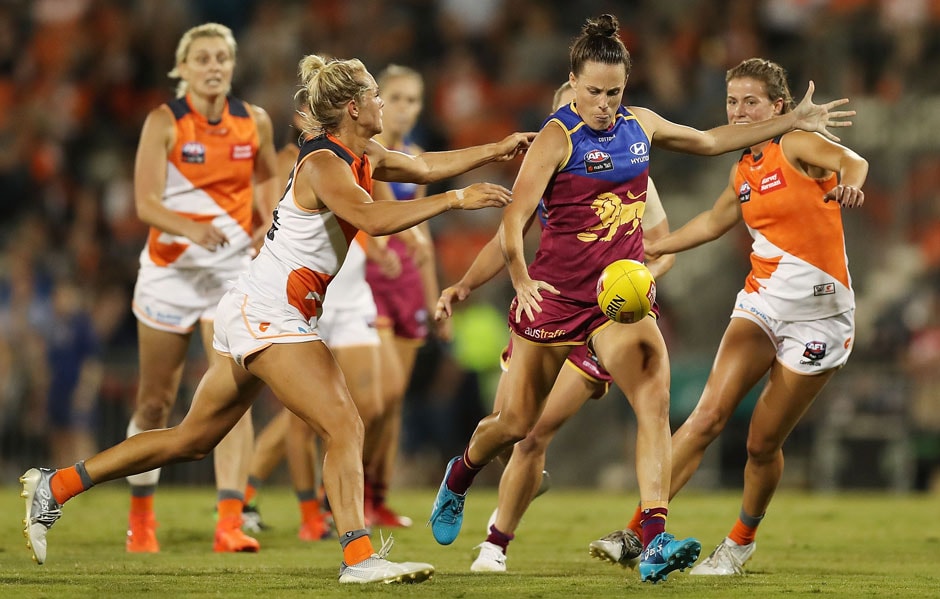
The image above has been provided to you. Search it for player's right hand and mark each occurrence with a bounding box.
[455,183,513,210]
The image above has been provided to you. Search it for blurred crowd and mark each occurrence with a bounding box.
[1,0,939,490]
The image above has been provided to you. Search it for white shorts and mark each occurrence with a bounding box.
[212,289,321,368]
[132,257,249,333]
[318,259,379,349]
[731,289,855,375]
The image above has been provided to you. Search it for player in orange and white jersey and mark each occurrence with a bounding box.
[240,133,386,542]
[125,23,278,554]
[21,54,533,584]
[632,57,867,576]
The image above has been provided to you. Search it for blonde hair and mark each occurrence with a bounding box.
[167,23,237,98]
[295,54,372,136]
[376,64,423,93]
[552,81,573,111]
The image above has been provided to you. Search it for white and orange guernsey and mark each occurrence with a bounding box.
[141,94,259,269]
[214,133,372,366]
[734,136,853,321]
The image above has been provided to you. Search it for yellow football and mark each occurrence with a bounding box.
[596,259,656,324]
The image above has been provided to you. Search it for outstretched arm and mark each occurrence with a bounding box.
[297,151,513,236]
[367,132,535,184]
[634,81,855,156]
[645,165,742,260]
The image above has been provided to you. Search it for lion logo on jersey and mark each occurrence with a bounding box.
[577,191,646,242]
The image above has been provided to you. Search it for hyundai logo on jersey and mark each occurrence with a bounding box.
[181,141,206,164]
[584,149,613,173]
[629,141,648,155]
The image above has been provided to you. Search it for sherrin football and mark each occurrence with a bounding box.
[596,259,656,324]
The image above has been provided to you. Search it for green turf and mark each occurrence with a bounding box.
[1,484,938,597]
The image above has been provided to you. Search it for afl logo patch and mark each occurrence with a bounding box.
[584,149,613,173]
[738,181,751,203]
[181,142,206,164]
[803,341,827,360]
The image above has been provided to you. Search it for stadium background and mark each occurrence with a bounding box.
[0,0,938,494]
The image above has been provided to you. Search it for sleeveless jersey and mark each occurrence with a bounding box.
[734,136,853,320]
[235,133,371,324]
[530,104,651,305]
[140,94,259,270]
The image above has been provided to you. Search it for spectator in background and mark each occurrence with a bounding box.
[42,278,102,466]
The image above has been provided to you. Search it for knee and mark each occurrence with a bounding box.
[323,412,365,449]
[515,432,549,457]
[134,387,176,424]
[745,434,781,464]
[683,404,732,442]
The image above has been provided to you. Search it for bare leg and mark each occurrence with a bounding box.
[742,363,836,517]
[85,357,263,482]
[593,318,672,505]
[246,341,366,535]
[493,365,595,535]
[248,408,290,482]
[466,337,569,466]
[669,318,777,498]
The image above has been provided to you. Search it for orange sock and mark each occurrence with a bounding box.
[244,483,257,505]
[299,498,321,523]
[626,504,642,537]
[342,536,374,566]
[728,517,758,546]
[49,467,86,504]
[130,494,154,515]
[217,498,242,523]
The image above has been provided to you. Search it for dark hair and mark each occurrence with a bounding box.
[569,14,631,77]
[726,58,794,114]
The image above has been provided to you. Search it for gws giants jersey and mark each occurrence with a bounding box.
[141,94,259,269]
[530,104,651,305]
[735,137,853,320]
[235,134,372,325]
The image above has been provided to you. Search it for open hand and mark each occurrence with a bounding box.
[791,81,856,142]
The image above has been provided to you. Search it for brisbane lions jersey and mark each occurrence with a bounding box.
[529,103,652,305]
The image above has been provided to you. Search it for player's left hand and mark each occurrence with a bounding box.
[823,184,864,208]
[791,81,855,142]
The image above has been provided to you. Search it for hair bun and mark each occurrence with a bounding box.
[584,13,619,37]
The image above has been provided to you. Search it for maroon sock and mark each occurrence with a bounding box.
[444,448,483,495]
[640,506,668,548]
[485,525,514,553]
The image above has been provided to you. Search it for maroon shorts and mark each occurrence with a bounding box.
[365,238,428,340]
[507,293,611,345]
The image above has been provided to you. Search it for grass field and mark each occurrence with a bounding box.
[1,484,938,598]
